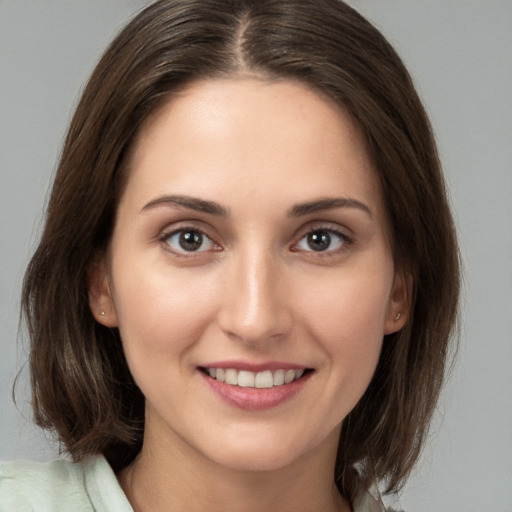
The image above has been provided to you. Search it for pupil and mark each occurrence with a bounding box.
[308,230,331,251]
[179,231,202,251]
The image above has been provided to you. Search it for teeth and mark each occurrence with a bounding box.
[284,369,295,384]
[273,369,285,386]
[255,370,273,389]
[238,370,255,387]
[205,367,307,388]
[225,369,237,385]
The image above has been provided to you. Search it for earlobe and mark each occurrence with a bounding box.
[384,270,413,334]
[87,257,119,328]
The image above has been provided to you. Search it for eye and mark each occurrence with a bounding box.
[294,229,348,253]
[162,228,216,254]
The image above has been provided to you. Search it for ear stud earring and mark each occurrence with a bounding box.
[99,310,106,316]
[394,312,401,321]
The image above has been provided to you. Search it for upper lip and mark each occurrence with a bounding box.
[199,360,310,372]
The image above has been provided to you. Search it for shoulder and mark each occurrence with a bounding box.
[0,455,132,512]
[0,457,91,512]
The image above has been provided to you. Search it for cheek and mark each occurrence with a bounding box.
[296,265,392,375]
[301,270,390,333]
[111,257,219,360]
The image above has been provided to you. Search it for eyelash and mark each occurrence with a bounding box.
[158,224,352,257]
[292,225,352,256]
[159,226,220,256]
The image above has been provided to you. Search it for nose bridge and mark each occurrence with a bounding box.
[218,242,291,345]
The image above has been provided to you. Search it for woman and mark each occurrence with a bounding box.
[0,1,460,511]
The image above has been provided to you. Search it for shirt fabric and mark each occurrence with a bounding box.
[0,455,386,512]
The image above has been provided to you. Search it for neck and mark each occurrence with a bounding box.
[117,416,349,512]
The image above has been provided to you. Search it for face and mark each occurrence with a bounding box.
[90,78,408,473]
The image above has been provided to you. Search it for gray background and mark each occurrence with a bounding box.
[1,1,511,511]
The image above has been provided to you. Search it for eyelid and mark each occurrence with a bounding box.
[158,223,222,256]
[156,220,353,257]
[290,222,353,254]
[293,221,352,241]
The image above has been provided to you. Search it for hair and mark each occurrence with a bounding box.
[22,0,460,504]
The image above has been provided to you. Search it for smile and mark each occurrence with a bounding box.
[200,365,314,410]
[203,368,309,388]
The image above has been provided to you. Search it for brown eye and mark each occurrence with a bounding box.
[164,229,215,253]
[296,229,347,253]
[307,231,331,251]
[179,230,203,251]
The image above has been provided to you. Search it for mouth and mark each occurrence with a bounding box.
[199,364,314,410]
[200,367,313,389]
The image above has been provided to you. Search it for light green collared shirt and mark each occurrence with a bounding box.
[0,455,386,512]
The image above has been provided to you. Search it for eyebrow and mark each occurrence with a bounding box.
[140,194,372,219]
[288,197,373,218]
[141,195,229,216]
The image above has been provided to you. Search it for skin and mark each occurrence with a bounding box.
[90,78,409,512]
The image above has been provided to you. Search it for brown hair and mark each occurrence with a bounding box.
[22,0,460,502]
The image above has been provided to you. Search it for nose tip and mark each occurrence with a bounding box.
[217,256,292,346]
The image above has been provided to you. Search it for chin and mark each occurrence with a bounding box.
[201,428,332,474]
[211,446,302,473]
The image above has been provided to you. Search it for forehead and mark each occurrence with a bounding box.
[135,77,369,162]
[122,78,384,218]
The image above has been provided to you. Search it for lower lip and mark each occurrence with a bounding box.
[200,371,312,411]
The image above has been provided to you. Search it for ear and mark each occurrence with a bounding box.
[384,269,413,335]
[87,257,119,328]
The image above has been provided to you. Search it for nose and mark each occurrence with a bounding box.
[217,248,292,347]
